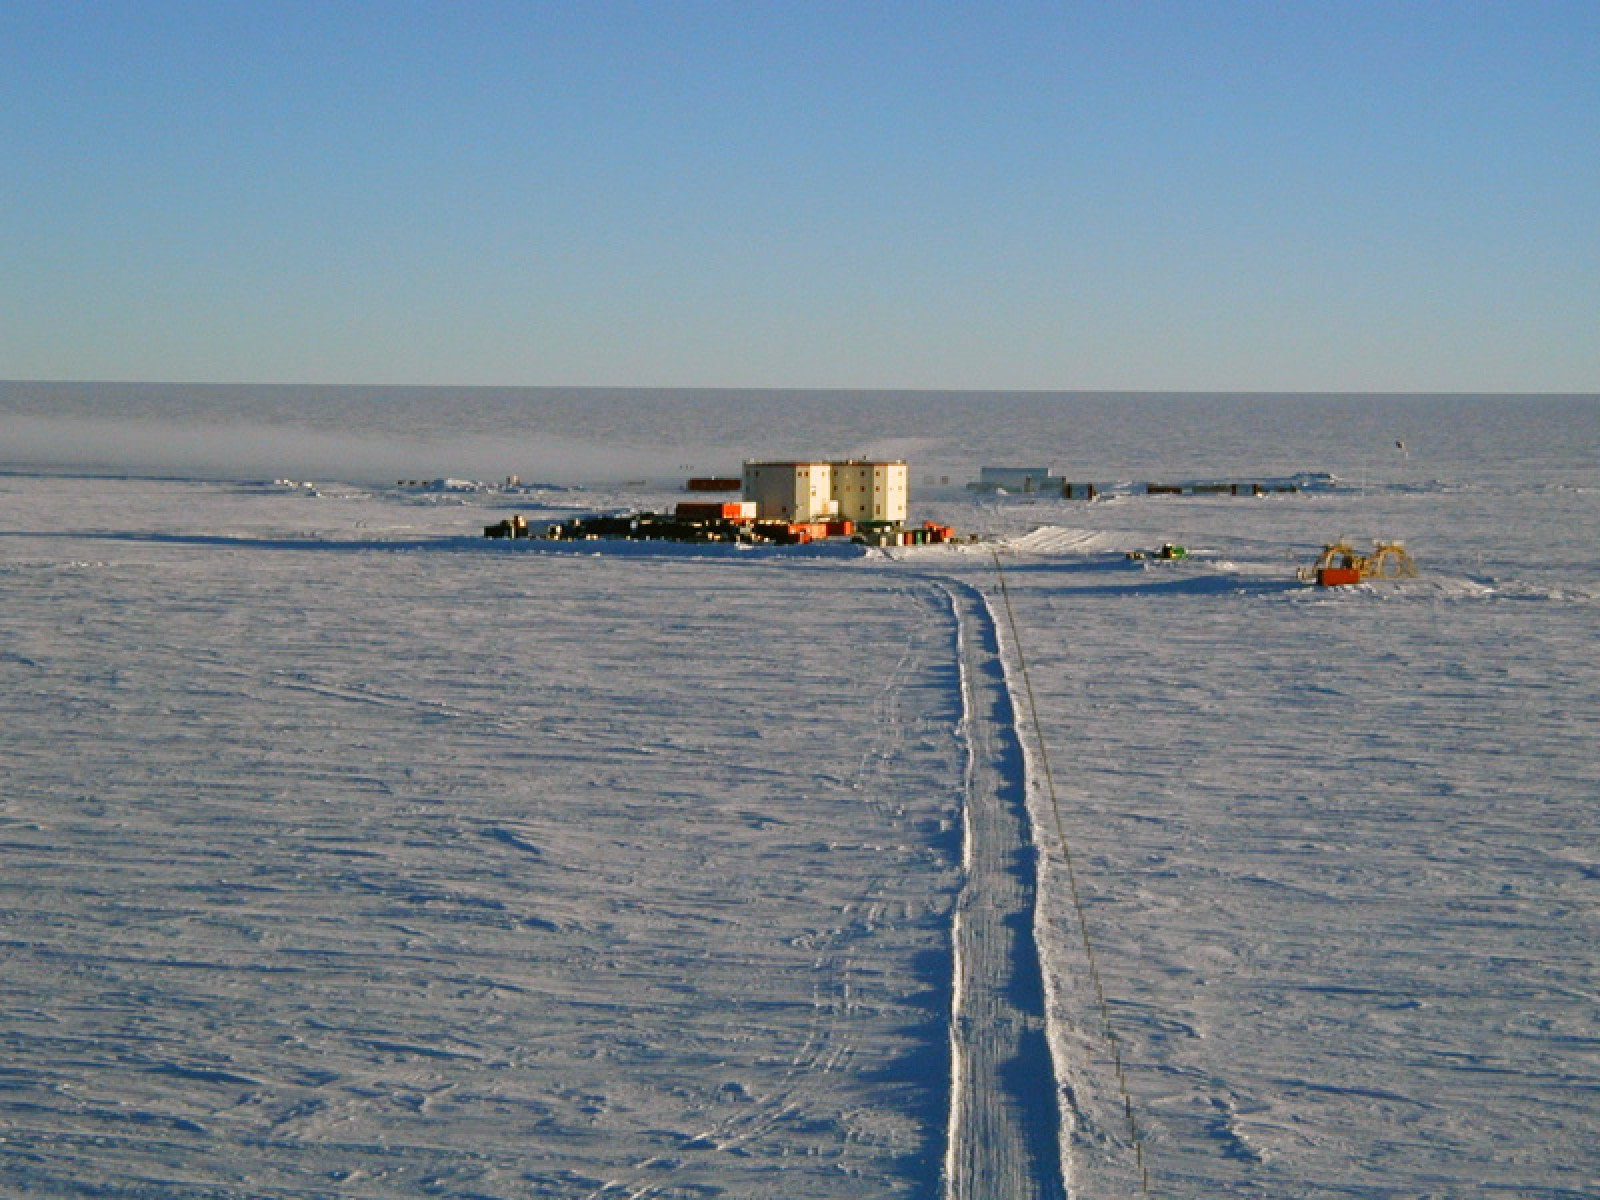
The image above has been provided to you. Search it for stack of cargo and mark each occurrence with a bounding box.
[675,501,758,521]
[855,521,957,547]
[483,515,532,538]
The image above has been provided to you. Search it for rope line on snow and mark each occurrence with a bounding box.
[989,549,1154,1197]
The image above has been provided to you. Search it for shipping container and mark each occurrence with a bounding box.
[676,501,757,521]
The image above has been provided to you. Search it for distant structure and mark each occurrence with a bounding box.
[971,465,1059,493]
[742,460,908,525]
[499,458,947,546]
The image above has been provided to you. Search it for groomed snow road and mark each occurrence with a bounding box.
[939,580,1066,1200]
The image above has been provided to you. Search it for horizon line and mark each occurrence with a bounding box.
[5,378,1597,399]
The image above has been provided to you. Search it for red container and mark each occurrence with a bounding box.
[676,501,755,520]
[1317,567,1362,586]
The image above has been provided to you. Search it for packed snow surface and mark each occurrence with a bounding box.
[2,386,1597,1198]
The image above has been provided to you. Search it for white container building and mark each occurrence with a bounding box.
[975,466,1057,493]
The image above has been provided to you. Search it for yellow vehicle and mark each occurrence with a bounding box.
[1298,540,1417,586]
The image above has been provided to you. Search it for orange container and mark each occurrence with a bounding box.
[1317,567,1362,586]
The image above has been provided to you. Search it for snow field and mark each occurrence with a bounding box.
[3,447,1598,1199]
[1,503,981,1198]
[970,540,1600,1198]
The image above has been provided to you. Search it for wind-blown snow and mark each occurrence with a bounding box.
[2,388,1597,1198]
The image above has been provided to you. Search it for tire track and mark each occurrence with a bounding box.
[940,581,1066,1200]
[581,582,951,1200]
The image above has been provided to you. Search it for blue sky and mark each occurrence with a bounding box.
[4,1,1597,391]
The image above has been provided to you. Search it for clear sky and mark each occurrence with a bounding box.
[4,1,1597,391]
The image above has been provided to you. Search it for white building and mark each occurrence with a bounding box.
[974,465,1056,493]
[742,460,908,525]
[741,462,836,523]
[830,460,908,524]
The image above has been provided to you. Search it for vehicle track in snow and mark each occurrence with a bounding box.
[939,580,1066,1200]
[579,581,957,1200]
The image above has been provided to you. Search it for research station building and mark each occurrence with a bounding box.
[742,460,909,525]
